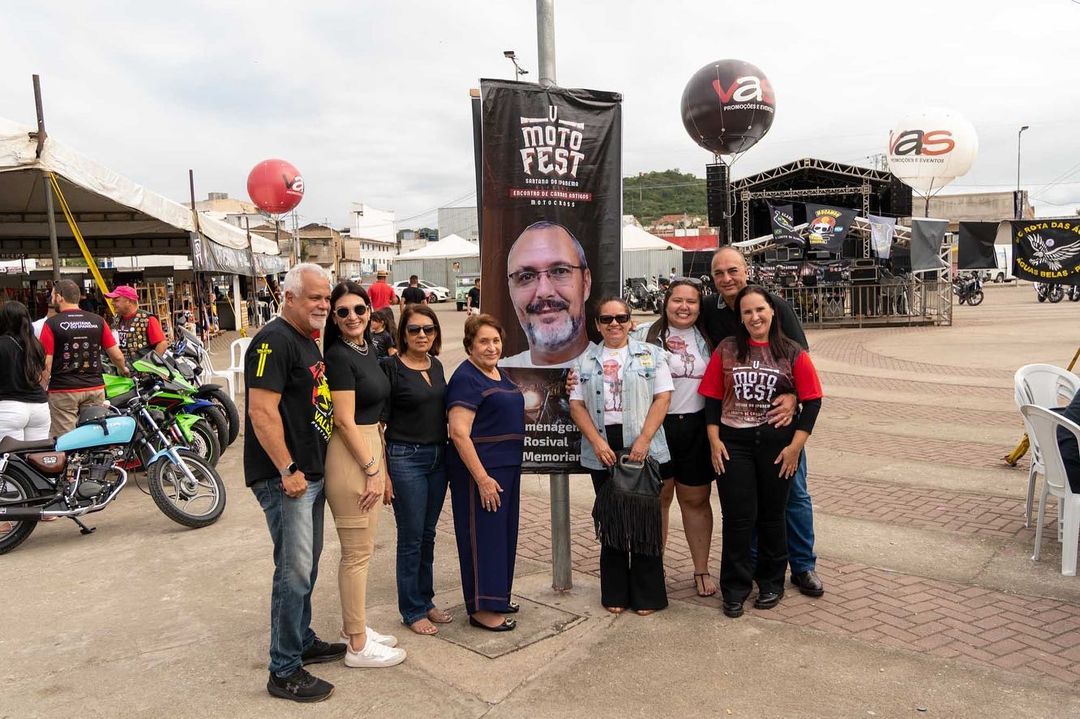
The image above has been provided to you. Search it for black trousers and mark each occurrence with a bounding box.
[589,425,668,611]
[716,424,794,603]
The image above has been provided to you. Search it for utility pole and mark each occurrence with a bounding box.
[536,0,572,593]
[31,75,61,283]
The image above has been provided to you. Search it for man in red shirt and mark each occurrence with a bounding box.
[366,271,397,312]
[105,285,167,361]
[40,279,129,435]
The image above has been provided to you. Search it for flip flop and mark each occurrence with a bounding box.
[604,606,625,615]
[427,607,454,624]
[694,572,718,597]
[407,619,439,636]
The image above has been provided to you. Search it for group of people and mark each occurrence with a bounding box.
[246,263,525,703]
[0,279,169,443]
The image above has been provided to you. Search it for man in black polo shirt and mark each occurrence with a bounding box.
[40,279,129,435]
[701,247,824,598]
[400,275,427,308]
[245,263,342,703]
[466,277,481,316]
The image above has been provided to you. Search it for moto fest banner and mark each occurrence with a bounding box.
[1012,219,1080,285]
[477,79,622,472]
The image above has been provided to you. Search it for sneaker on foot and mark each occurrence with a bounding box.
[266,668,334,703]
[339,626,399,648]
[301,637,346,665]
[344,637,407,668]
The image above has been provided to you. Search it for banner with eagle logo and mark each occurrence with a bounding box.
[1012,220,1080,286]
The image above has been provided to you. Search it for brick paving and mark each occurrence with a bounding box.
[811,426,1011,468]
[819,371,1008,399]
[811,329,1015,380]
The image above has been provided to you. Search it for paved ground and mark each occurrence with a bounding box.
[4,282,1080,718]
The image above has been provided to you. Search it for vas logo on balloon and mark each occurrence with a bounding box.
[889,130,955,165]
[711,76,775,113]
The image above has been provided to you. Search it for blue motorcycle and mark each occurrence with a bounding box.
[0,373,226,554]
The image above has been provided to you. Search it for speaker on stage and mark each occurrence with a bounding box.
[706,163,730,232]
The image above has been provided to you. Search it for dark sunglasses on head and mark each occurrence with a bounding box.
[671,276,703,286]
[597,313,631,325]
[334,304,368,318]
[406,324,437,336]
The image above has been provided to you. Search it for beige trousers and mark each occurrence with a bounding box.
[324,424,385,636]
[48,388,105,437]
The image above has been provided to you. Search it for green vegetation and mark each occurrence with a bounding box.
[623,170,706,225]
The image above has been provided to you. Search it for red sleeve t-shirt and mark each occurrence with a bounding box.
[146,316,165,346]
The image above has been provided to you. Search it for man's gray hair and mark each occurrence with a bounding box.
[282,263,330,296]
[508,220,588,269]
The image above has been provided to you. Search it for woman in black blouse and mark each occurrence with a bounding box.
[0,301,49,441]
[323,281,406,668]
[383,304,452,636]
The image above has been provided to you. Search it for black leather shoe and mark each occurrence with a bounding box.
[791,570,825,597]
[499,601,521,614]
[722,601,744,618]
[753,591,784,610]
[469,616,517,632]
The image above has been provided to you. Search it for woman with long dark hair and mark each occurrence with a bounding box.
[698,286,823,619]
[0,301,49,440]
[631,278,717,596]
[322,281,406,668]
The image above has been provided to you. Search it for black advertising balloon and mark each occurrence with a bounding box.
[681,59,776,156]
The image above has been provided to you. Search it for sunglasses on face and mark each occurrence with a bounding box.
[334,304,368,318]
[406,324,437,336]
[597,313,631,325]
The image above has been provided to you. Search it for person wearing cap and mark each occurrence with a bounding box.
[106,285,167,361]
[367,271,397,313]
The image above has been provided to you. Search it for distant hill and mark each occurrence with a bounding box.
[623,170,706,225]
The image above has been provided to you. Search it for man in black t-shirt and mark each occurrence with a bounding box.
[466,277,481,315]
[400,275,427,308]
[702,247,823,599]
[245,263,342,703]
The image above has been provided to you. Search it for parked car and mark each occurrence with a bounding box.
[417,280,450,302]
[455,274,480,311]
[392,280,434,303]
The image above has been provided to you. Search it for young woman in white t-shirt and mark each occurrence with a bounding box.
[632,279,716,598]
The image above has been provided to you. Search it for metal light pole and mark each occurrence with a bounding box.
[1016,125,1030,219]
[536,0,571,593]
[503,50,529,81]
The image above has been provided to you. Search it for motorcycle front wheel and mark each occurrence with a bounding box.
[198,386,240,446]
[1050,288,1065,304]
[967,290,984,306]
[0,470,38,554]
[148,450,226,528]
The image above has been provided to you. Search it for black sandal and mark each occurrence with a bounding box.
[469,616,516,632]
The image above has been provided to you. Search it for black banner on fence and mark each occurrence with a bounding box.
[768,203,803,247]
[804,204,856,252]
[1011,219,1080,285]
[957,221,998,270]
[477,79,622,472]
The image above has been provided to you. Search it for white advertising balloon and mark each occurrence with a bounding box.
[886,108,978,195]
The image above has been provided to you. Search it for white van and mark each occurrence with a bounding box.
[990,245,1015,283]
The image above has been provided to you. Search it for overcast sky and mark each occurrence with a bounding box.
[4,0,1079,229]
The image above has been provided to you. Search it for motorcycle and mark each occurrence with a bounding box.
[1035,282,1065,303]
[0,373,226,554]
[623,278,654,312]
[1069,286,1080,302]
[953,273,984,306]
[166,328,240,446]
[103,359,224,468]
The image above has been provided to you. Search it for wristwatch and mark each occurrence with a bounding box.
[279,461,298,477]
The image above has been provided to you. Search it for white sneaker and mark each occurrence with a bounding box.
[344,638,406,668]
[339,626,399,648]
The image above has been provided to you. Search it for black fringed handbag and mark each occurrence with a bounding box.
[592,455,663,556]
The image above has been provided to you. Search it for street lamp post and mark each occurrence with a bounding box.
[503,50,528,81]
[1017,125,1030,219]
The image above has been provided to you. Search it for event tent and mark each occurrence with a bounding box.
[0,118,285,275]
[394,233,478,260]
[621,224,683,280]
[391,234,479,289]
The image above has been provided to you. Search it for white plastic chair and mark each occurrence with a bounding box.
[1014,365,1080,526]
[207,338,251,402]
[1020,404,1080,575]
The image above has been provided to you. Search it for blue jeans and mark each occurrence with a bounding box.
[251,476,325,677]
[388,442,447,625]
[749,451,817,573]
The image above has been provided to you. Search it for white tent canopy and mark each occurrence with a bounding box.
[0,117,284,274]
[622,224,683,251]
[395,233,478,259]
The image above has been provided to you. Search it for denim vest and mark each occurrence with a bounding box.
[630,321,711,360]
[573,339,671,470]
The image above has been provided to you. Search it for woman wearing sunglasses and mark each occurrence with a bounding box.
[698,286,823,619]
[382,304,454,636]
[446,314,526,632]
[323,281,406,668]
[569,297,673,615]
[630,278,717,598]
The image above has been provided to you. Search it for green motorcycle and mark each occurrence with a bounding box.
[103,355,224,467]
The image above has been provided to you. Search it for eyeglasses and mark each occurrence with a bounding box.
[507,264,585,289]
[597,313,631,325]
[334,304,368,318]
[406,324,437,336]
